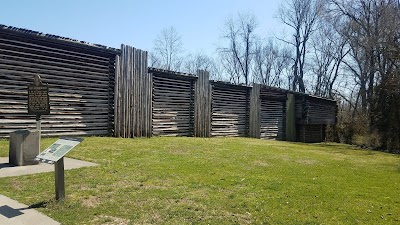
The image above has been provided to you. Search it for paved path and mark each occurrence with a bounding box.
[0,157,98,224]
[0,157,98,178]
[0,195,60,225]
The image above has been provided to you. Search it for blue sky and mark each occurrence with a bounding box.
[1,0,284,55]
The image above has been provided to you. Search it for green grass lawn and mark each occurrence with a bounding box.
[0,137,399,224]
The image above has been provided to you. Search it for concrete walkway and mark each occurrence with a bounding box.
[0,157,98,178]
[0,157,98,224]
[0,195,60,225]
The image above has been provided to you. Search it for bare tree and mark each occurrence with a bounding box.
[253,39,274,85]
[329,0,400,151]
[252,39,292,88]
[279,0,324,92]
[219,12,258,85]
[149,52,160,68]
[311,14,350,98]
[330,0,400,111]
[183,52,214,74]
[152,26,183,71]
[182,52,223,80]
[274,47,293,88]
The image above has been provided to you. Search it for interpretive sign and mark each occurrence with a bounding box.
[28,75,50,115]
[36,137,83,164]
[35,136,83,200]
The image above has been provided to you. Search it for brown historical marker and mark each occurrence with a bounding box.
[28,75,50,115]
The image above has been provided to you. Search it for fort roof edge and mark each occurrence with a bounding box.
[0,24,120,54]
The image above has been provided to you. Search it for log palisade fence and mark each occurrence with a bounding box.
[114,44,151,138]
[0,24,337,143]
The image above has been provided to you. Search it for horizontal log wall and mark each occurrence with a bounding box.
[297,124,326,143]
[0,28,117,138]
[152,73,196,136]
[211,82,250,137]
[307,97,336,124]
[260,99,285,140]
[114,45,150,138]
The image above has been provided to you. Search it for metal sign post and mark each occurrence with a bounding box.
[35,137,83,200]
[55,157,65,200]
[36,114,41,151]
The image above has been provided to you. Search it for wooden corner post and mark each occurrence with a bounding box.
[249,84,261,138]
[286,93,296,141]
[194,70,211,137]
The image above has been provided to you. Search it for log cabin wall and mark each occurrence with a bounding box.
[211,82,250,137]
[0,25,118,138]
[151,68,196,137]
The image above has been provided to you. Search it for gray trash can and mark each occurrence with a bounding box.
[9,129,39,166]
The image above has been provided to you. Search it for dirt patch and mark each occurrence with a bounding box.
[168,148,189,155]
[206,209,252,224]
[10,179,22,190]
[92,215,130,225]
[295,159,318,165]
[253,160,270,167]
[81,195,101,208]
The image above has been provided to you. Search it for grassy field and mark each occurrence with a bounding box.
[0,137,399,224]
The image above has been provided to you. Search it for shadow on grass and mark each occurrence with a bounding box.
[311,143,400,159]
[302,142,359,154]
[29,201,50,209]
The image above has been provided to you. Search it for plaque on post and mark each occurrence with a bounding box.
[28,75,50,115]
[36,137,84,200]
[27,75,50,152]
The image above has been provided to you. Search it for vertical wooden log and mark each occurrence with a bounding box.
[194,70,211,137]
[114,45,149,138]
[114,55,119,137]
[303,97,308,143]
[282,95,287,140]
[143,51,151,137]
[249,84,261,138]
[148,72,153,137]
[286,93,296,141]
